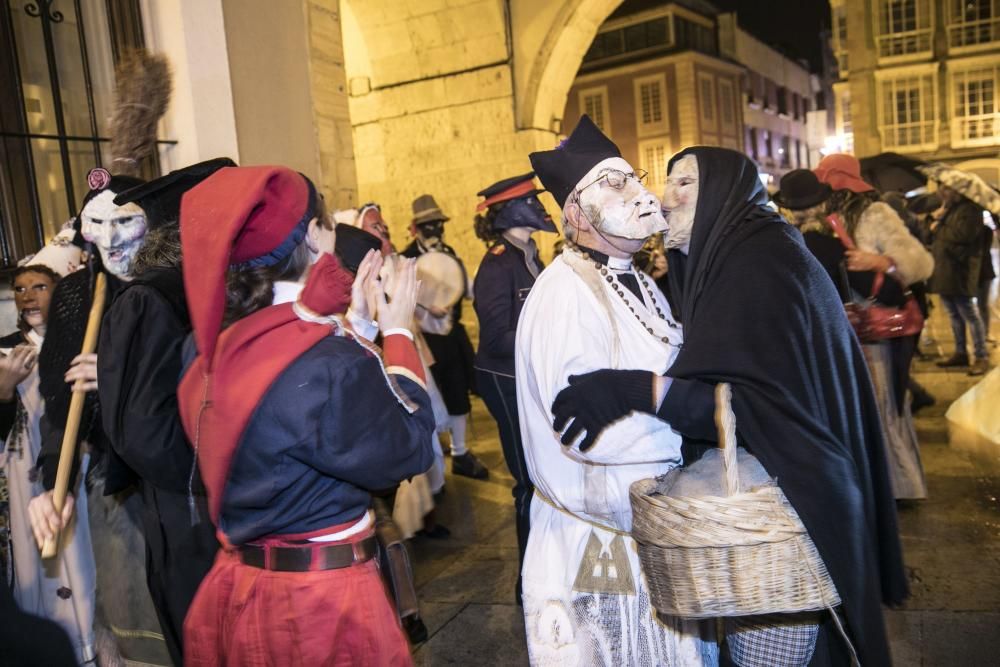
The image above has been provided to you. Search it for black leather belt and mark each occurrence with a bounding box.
[239,535,377,572]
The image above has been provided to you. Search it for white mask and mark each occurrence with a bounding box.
[663,154,699,252]
[79,189,147,277]
[575,157,667,240]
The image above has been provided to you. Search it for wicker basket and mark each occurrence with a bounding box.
[630,383,840,618]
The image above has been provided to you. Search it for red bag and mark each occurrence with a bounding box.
[827,214,924,342]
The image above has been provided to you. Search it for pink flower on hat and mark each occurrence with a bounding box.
[87,167,112,191]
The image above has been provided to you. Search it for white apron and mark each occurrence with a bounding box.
[515,251,717,666]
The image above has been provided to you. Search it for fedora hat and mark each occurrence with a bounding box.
[411,194,449,226]
[774,169,833,210]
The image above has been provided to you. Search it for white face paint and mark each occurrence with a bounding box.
[575,157,667,240]
[79,190,147,277]
[663,154,699,252]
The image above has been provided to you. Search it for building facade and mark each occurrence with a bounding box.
[563,1,817,193]
[831,0,1000,183]
[717,12,815,187]
[562,2,742,193]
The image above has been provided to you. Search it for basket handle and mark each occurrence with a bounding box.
[714,383,740,496]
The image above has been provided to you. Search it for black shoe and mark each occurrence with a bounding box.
[416,524,451,540]
[910,390,936,413]
[936,354,970,368]
[452,452,489,480]
[968,358,990,376]
[402,615,429,645]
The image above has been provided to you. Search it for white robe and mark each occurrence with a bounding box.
[1,330,97,663]
[515,250,717,666]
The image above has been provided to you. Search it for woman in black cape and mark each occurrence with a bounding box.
[551,147,907,666]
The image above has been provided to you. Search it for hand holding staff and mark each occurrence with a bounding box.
[41,272,107,558]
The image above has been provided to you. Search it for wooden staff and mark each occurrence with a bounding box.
[42,272,107,559]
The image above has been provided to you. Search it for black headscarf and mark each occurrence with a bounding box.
[664,147,908,666]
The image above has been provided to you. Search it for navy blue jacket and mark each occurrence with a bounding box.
[472,238,544,377]
[220,335,435,544]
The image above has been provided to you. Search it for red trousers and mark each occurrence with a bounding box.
[184,545,412,666]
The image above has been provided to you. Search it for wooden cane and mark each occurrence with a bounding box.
[42,272,107,559]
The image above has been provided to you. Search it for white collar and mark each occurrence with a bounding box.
[273,280,304,305]
[607,255,633,272]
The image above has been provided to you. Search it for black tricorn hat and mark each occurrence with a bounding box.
[114,157,236,228]
[529,114,621,207]
[334,223,383,274]
[773,169,833,210]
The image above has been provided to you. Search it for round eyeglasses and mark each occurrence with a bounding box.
[577,168,648,194]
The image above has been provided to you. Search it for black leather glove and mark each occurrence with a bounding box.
[551,369,654,452]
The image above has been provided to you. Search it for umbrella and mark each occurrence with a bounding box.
[858,152,927,193]
[918,163,1000,215]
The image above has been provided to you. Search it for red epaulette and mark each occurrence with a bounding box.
[490,244,506,256]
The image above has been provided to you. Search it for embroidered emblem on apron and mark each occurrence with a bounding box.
[572,530,635,595]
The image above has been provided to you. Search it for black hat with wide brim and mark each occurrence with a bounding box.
[114,157,236,228]
[773,169,833,210]
[529,114,621,207]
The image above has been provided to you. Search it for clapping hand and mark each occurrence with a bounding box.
[350,249,384,323]
[377,257,419,333]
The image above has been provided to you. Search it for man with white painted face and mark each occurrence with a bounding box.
[514,116,715,665]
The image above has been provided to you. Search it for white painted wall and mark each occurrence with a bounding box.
[140,0,240,170]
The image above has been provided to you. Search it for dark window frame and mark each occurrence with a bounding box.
[0,0,173,267]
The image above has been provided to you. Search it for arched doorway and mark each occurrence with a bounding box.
[339,0,624,268]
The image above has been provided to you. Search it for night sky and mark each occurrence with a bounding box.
[711,0,833,71]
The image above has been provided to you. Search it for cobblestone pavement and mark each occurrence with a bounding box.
[409,290,1000,666]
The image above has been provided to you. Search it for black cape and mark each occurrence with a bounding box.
[37,264,135,494]
[98,266,218,667]
[664,147,907,666]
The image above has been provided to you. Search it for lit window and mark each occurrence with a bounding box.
[838,88,855,154]
[579,87,611,134]
[947,0,1000,50]
[719,80,735,128]
[832,4,849,76]
[951,62,1000,147]
[638,139,670,193]
[699,75,715,123]
[634,74,668,137]
[874,0,933,60]
[876,68,937,151]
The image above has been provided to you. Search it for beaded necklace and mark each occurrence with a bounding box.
[566,242,681,346]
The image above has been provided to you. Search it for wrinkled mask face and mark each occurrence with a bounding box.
[80,190,147,277]
[575,157,666,240]
[663,154,699,252]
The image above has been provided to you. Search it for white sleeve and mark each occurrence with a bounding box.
[517,276,675,467]
[858,203,934,285]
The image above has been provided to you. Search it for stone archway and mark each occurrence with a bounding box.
[339,0,623,267]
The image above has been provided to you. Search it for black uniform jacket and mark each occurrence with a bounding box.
[473,238,543,377]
